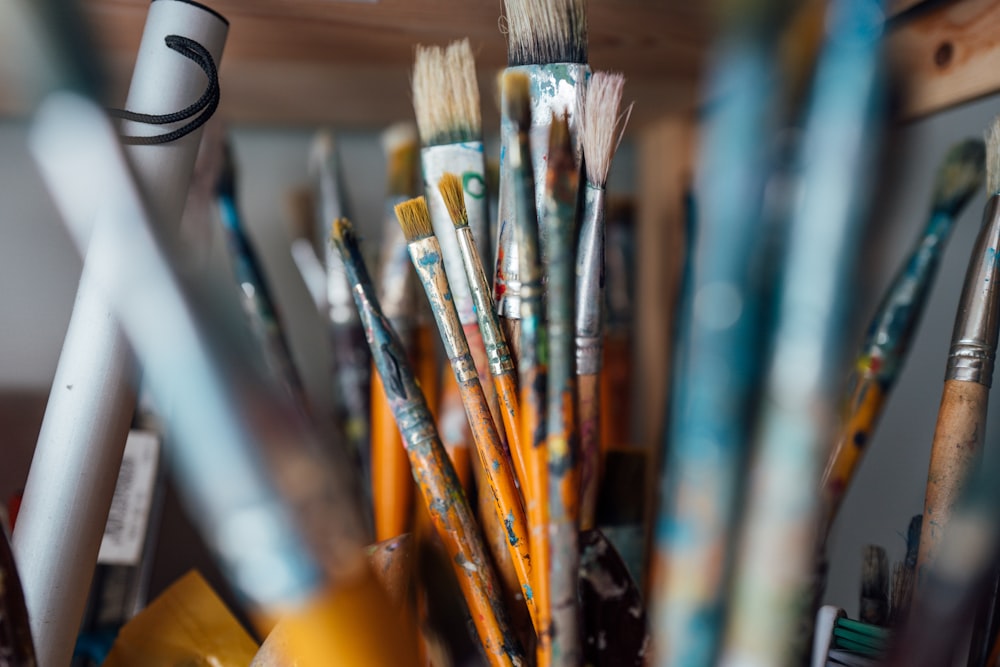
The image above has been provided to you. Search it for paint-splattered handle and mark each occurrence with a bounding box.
[371,369,415,541]
[495,372,527,496]
[917,379,988,579]
[819,375,885,537]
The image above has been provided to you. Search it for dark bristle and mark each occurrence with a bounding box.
[330,217,354,244]
[438,173,469,228]
[394,197,435,242]
[502,72,532,128]
[216,140,236,198]
[933,138,985,214]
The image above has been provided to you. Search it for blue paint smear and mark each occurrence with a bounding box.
[504,510,519,546]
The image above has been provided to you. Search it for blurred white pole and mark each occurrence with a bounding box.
[12,3,227,665]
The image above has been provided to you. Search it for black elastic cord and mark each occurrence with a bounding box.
[108,35,219,146]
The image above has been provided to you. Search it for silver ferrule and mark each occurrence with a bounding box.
[422,144,486,326]
[575,185,606,374]
[516,63,589,263]
[378,206,416,324]
[494,204,522,319]
[947,195,1000,385]
[456,225,515,377]
[409,236,471,364]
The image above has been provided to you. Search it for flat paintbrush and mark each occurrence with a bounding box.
[495,0,590,366]
[576,70,631,531]
[439,172,528,496]
[371,123,423,541]
[395,197,538,629]
[331,218,525,667]
[820,138,985,540]
[916,117,1000,580]
[505,71,554,665]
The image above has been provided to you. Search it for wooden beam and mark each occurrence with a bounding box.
[889,0,1000,119]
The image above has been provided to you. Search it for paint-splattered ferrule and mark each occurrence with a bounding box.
[947,195,1000,385]
[499,63,588,265]
[408,236,473,364]
[576,184,606,375]
[422,144,489,326]
[456,225,515,378]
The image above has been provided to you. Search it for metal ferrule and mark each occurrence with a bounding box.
[409,236,472,365]
[455,225,515,378]
[422,144,486,326]
[947,195,1000,385]
[575,184,606,374]
[325,243,358,325]
[378,199,417,326]
[504,63,588,264]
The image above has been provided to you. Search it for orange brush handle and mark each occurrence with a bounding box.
[578,372,601,530]
[494,372,528,496]
[521,364,551,663]
[371,370,414,541]
[438,370,474,492]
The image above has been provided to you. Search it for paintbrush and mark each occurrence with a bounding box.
[495,0,589,366]
[544,113,583,666]
[308,131,372,494]
[284,188,328,313]
[860,545,889,626]
[216,139,307,406]
[819,139,985,540]
[439,172,528,497]
[413,43,493,495]
[395,197,537,629]
[504,71,554,665]
[332,218,526,667]
[369,123,423,541]
[887,514,921,627]
[720,0,888,664]
[649,3,785,663]
[576,71,632,531]
[916,117,1000,580]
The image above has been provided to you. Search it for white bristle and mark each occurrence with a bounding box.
[582,71,632,188]
[412,39,482,146]
[308,128,335,178]
[987,115,1000,195]
[380,121,418,155]
[501,0,588,66]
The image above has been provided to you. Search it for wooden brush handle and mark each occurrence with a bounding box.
[917,379,988,577]
[578,372,601,531]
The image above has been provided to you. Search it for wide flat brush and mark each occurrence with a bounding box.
[916,118,1000,579]
[721,1,887,664]
[495,0,589,366]
[332,218,525,667]
[439,172,529,497]
[544,114,583,666]
[576,71,631,531]
[820,138,985,539]
[395,197,538,629]
[506,71,554,665]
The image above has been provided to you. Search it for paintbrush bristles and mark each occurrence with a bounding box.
[502,0,588,66]
[502,72,532,128]
[413,39,482,146]
[986,116,1000,196]
[582,71,633,188]
[439,173,469,229]
[395,197,435,242]
[933,139,985,214]
[330,217,353,244]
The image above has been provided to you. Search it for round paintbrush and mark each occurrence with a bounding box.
[917,118,1000,579]
[576,70,632,531]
